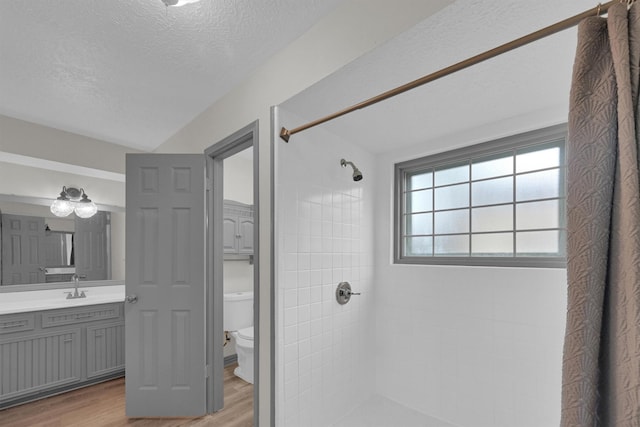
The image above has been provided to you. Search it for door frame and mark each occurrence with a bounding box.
[204,121,259,424]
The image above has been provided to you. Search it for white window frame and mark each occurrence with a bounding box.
[394,124,567,268]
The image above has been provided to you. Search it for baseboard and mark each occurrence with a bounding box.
[224,354,238,367]
[0,370,124,410]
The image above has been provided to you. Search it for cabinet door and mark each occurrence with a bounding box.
[237,217,254,254]
[86,322,125,378]
[223,216,239,253]
[0,329,81,402]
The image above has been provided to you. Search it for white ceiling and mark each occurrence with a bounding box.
[0,0,343,152]
[280,0,596,154]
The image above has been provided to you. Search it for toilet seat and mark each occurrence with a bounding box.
[237,326,254,342]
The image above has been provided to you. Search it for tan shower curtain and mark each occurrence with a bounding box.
[561,2,640,426]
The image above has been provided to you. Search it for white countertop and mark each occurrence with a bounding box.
[0,284,125,315]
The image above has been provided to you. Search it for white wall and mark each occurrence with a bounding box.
[224,151,253,205]
[0,114,134,174]
[374,117,568,427]
[154,2,451,421]
[275,109,375,427]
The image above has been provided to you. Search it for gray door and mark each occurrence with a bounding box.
[1,214,46,284]
[125,154,206,417]
[75,211,109,281]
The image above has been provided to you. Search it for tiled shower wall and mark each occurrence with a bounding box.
[374,136,568,427]
[275,110,376,427]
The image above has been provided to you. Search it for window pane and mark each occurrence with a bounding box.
[405,236,432,256]
[516,145,560,173]
[472,177,513,206]
[435,235,469,256]
[516,200,560,230]
[406,213,432,235]
[472,153,513,180]
[516,169,560,201]
[408,172,432,190]
[472,233,513,256]
[472,205,513,233]
[435,183,469,210]
[435,163,469,186]
[435,209,469,234]
[395,127,566,266]
[408,189,432,213]
[516,230,564,255]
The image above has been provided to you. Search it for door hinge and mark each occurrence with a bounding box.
[206,180,212,191]
[205,365,210,378]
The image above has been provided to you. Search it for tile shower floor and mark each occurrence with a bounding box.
[330,395,456,427]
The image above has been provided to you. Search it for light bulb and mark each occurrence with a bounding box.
[74,191,98,218]
[50,199,74,217]
[75,202,98,218]
[162,0,200,6]
[50,187,74,217]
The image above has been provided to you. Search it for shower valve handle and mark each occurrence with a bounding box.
[336,282,360,305]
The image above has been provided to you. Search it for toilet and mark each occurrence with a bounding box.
[223,291,254,384]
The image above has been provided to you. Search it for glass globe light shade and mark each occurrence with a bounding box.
[74,193,98,218]
[162,0,200,6]
[50,198,74,217]
[50,187,75,217]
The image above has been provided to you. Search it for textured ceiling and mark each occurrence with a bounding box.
[0,0,343,151]
[280,0,597,154]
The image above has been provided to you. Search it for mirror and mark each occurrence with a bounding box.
[0,199,125,287]
[44,229,74,267]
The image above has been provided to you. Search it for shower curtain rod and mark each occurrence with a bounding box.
[279,0,627,142]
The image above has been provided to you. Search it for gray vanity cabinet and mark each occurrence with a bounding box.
[86,322,125,378]
[223,200,254,256]
[0,325,82,403]
[0,302,125,409]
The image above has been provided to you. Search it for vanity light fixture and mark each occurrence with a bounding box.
[161,0,201,6]
[50,186,98,219]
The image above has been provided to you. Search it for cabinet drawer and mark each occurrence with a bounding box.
[0,313,35,335]
[41,303,122,328]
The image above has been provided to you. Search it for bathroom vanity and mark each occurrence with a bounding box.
[0,285,125,409]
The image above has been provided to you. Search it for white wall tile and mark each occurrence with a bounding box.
[276,110,376,427]
[374,143,568,427]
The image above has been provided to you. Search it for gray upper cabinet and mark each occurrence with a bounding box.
[223,200,254,256]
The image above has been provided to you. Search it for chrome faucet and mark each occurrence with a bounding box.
[66,273,87,299]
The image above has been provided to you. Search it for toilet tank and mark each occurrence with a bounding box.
[223,291,253,331]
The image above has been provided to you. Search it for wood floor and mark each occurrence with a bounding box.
[1,364,254,427]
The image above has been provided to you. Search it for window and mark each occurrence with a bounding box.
[394,124,567,268]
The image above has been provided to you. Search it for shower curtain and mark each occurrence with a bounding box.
[561,2,639,426]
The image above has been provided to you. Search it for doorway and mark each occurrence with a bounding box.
[205,121,259,425]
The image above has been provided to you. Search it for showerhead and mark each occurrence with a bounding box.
[340,158,363,182]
